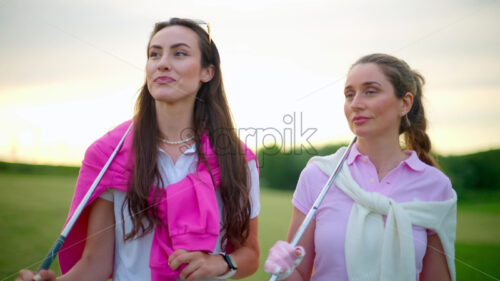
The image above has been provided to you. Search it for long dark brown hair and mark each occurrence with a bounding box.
[123,18,251,249]
[352,53,438,167]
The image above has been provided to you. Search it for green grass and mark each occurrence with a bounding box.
[1,174,499,280]
[0,173,75,280]
[455,243,500,280]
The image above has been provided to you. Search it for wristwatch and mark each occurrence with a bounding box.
[216,253,237,279]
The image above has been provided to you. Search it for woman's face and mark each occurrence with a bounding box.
[146,25,213,105]
[344,63,411,140]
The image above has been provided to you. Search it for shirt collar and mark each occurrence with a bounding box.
[401,150,426,172]
[346,143,426,172]
[183,143,197,154]
[346,143,363,166]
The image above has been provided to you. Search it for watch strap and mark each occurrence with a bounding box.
[215,253,237,279]
[214,268,236,279]
[221,253,237,270]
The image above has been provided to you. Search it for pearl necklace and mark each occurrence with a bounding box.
[158,135,194,145]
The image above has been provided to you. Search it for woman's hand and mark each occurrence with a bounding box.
[264,241,305,280]
[168,249,228,281]
[16,269,56,281]
[169,217,260,280]
[269,207,315,281]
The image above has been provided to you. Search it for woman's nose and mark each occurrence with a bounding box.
[157,55,171,71]
[350,92,364,110]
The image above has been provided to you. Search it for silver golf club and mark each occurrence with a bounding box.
[38,122,134,271]
[268,136,357,281]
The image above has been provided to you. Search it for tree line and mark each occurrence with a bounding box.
[1,145,499,198]
[257,143,500,197]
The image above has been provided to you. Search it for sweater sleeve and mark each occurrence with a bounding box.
[149,136,221,281]
[59,121,134,274]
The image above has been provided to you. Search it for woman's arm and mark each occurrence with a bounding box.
[281,207,315,281]
[168,217,260,280]
[61,197,115,281]
[420,234,451,281]
[17,198,115,281]
[229,216,260,278]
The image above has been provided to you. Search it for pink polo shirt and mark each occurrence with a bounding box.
[292,144,454,281]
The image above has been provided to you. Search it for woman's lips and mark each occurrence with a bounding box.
[154,76,176,84]
[353,116,370,125]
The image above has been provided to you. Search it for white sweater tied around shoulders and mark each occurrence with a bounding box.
[310,147,457,281]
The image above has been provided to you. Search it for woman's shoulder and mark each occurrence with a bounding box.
[83,120,134,165]
[296,153,336,193]
[239,140,257,163]
[87,120,132,150]
[426,167,454,201]
[89,120,133,148]
[292,155,336,212]
[307,146,348,176]
[302,160,329,178]
[408,154,455,201]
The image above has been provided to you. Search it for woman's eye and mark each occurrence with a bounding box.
[345,92,354,99]
[149,51,161,58]
[365,89,377,95]
[175,51,187,57]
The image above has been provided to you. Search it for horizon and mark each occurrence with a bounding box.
[1,138,498,167]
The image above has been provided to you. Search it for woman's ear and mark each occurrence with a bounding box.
[201,65,215,83]
[402,92,414,113]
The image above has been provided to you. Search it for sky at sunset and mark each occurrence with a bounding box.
[1,0,499,165]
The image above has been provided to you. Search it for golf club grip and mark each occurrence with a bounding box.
[39,235,66,271]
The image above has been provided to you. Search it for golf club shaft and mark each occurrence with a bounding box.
[269,136,357,281]
[38,122,133,271]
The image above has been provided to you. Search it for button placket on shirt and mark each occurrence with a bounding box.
[359,156,378,192]
[360,156,396,195]
[382,162,407,196]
